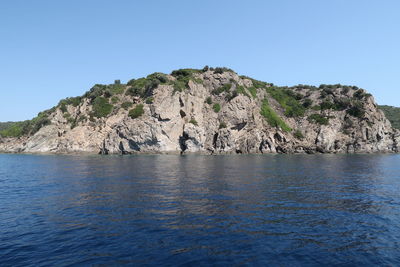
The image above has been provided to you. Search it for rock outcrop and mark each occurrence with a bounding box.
[1,67,399,154]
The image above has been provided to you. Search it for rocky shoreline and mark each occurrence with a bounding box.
[1,68,399,155]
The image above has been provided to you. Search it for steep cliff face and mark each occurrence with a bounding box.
[1,68,399,154]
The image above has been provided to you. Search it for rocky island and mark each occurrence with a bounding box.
[0,67,399,154]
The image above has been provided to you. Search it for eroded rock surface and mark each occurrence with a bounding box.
[1,68,399,154]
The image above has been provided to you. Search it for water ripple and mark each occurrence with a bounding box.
[0,154,400,266]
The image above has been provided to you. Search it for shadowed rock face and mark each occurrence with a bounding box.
[1,69,399,154]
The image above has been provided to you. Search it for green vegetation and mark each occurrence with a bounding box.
[247,86,257,98]
[0,122,15,132]
[189,118,198,126]
[353,89,372,100]
[92,97,113,118]
[205,96,213,105]
[145,97,154,104]
[379,105,400,129]
[121,102,133,110]
[128,104,144,119]
[58,96,82,113]
[243,78,270,99]
[333,98,351,111]
[260,99,291,132]
[83,82,126,101]
[213,103,221,113]
[294,130,304,139]
[108,83,125,95]
[212,83,232,95]
[265,87,305,117]
[63,112,74,124]
[171,68,201,77]
[0,111,52,138]
[236,86,250,98]
[219,122,227,129]
[225,90,238,102]
[320,100,335,110]
[126,73,168,98]
[302,98,313,108]
[308,114,329,125]
[347,102,365,118]
[170,69,203,93]
[111,96,119,104]
[319,84,359,91]
[83,84,108,100]
[213,67,234,74]
[250,78,269,89]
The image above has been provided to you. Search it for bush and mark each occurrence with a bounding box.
[189,118,198,126]
[59,103,68,113]
[0,112,51,137]
[0,122,16,132]
[308,114,329,125]
[92,97,113,118]
[84,84,107,100]
[302,99,313,108]
[353,89,371,100]
[58,96,82,113]
[121,102,133,110]
[266,87,305,117]
[342,87,350,94]
[0,123,24,137]
[320,101,335,110]
[111,96,119,104]
[294,130,304,139]
[236,86,250,98]
[213,103,221,112]
[225,90,238,102]
[172,79,187,93]
[219,122,227,129]
[333,98,351,110]
[379,105,400,129]
[128,104,144,119]
[250,79,267,89]
[170,70,203,93]
[205,96,212,105]
[126,73,168,98]
[247,87,257,98]
[260,99,291,132]
[213,67,233,74]
[171,68,201,77]
[347,102,365,118]
[145,97,154,104]
[109,84,125,95]
[212,83,232,95]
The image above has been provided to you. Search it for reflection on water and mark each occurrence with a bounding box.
[0,154,400,266]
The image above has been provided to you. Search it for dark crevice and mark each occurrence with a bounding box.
[119,141,128,154]
[128,140,141,151]
[157,115,170,122]
[99,140,109,155]
[274,133,282,142]
[231,122,247,131]
[179,132,189,152]
[213,133,219,148]
[259,142,263,153]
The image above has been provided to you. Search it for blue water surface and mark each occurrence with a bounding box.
[0,154,400,266]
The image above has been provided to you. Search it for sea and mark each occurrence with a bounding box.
[1,154,399,266]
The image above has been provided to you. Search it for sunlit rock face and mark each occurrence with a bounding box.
[1,68,399,154]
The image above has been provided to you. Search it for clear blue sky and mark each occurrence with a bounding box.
[1,0,399,121]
